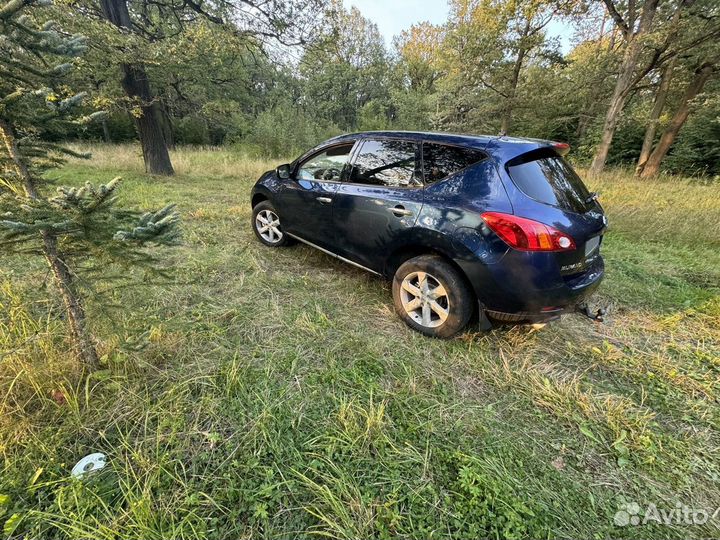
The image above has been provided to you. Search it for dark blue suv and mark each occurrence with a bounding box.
[251,131,606,337]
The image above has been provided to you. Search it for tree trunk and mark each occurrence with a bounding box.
[100,0,174,175]
[121,64,175,174]
[500,48,524,134]
[640,63,714,178]
[101,117,111,142]
[0,118,99,367]
[588,88,628,176]
[160,98,175,151]
[589,0,659,177]
[635,56,676,176]
[41,232,100,367]
[501,21,530,135]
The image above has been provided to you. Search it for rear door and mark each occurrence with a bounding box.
[505,148,606,275]
[275,141,355,250]
[332,138,424,271]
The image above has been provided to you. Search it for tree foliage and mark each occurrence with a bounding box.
[299,2,390,129]
[11,0,720,175]
[0,0,180,366]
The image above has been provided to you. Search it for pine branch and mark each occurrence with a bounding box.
[50,178,121,213]
[114,204,181,244]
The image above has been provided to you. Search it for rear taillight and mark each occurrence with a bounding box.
[481,212,576,252]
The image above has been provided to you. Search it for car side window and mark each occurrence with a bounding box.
[422,142,486,183]
[297,143,354,181]
[349,139,421,188]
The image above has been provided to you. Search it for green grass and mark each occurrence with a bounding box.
[1,144,719,539]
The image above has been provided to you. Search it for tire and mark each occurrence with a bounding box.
[392,255,474,338]
[252,200,290,247]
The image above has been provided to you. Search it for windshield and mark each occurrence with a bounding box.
[507,149,592,213]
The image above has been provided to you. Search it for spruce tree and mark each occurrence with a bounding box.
[0,0,180,367]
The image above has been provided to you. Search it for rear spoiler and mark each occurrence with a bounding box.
[549,141,570,156]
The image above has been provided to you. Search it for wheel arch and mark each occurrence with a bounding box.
[388,244,485,332]
[251,191,270,209]
[385,244,478,301]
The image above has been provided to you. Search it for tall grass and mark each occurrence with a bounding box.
[66,143,284,181]
[588,168,720,248]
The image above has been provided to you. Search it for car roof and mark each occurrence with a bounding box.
[312,131,561,163]
[326,130,493,148]
[293,131,569,163]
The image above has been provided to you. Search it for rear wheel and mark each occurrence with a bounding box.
[392,255,474,338]
[252,201,289,247]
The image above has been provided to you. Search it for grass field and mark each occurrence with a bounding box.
[1,144,719,539]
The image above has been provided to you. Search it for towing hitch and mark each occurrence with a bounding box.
[576,302,606,323]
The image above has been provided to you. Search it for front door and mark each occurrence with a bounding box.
[276,142,355,250]
[332,138,424,272]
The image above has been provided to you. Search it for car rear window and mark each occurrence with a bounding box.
[507,149,592,213]
[423,143,486,183]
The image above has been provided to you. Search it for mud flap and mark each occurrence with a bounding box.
[478,300,493,331]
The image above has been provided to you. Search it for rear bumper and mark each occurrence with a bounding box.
[457,253,604,320]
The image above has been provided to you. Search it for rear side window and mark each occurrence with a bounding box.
[507,149,592,213]
[423,143,486,183]
[349,139,421,188]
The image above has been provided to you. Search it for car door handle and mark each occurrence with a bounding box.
[316,196,332,204]
[389,205,413,217]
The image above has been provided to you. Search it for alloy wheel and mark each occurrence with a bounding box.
[399,271,450,328]
[255,209,283,243]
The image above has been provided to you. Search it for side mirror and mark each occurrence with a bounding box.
[276,164,291,180]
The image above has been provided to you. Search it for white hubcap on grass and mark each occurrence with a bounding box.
[400,271,450,328]
[256,209,283,243]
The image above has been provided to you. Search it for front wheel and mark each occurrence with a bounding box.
[252,201,289,247]
[392,255,474,338]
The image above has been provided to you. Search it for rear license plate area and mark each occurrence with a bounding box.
[560,236,602,276]
[585,236,601,257]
